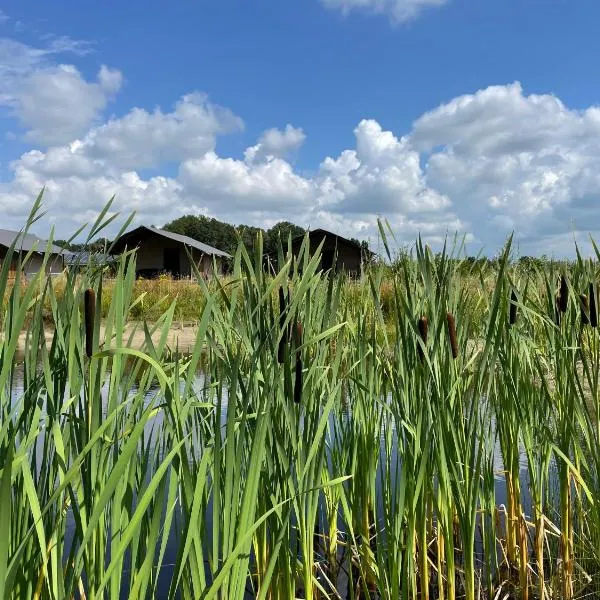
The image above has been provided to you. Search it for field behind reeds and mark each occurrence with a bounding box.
[2,207,600,599]
[37,262,484,329]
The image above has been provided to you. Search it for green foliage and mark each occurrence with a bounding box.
[263,220,304,254]
[54,237,112,252]
[3,198,600,599]
[162,214,240,255]
[163,214,305,257]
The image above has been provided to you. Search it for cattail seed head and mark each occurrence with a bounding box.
[446,312,459,359]
[509,289,518,326]
[278,286,287,324]
[555,295,562,325]
[294,356,303,404]
[84,288,95,358]
[277,286,287,363]
[558,275,568,313]
[580,294,590,326]
[295,321,303,347]
[417,316,428,362]
[590,282,598,328]
[418,316,428,344]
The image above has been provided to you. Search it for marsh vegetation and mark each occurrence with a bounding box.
[2,203,600,599]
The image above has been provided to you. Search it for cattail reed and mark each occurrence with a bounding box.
[278,286,287,363]
[446,312,459,359]
[580,294,590,325]
[417,316,428,363]
[294,321,303,403]
[558,275,568,313]
[509,289,518,326]
[84,288,95,358]
[590,282,598,328]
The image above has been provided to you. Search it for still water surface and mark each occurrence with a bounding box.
[10,361,541,598]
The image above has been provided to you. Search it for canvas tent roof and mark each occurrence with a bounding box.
[293,228,375,256]
[0,229,64,254]
[113,226,231,258]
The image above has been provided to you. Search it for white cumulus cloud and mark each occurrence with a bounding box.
[0,36,118,145]
[180,151,313,214]
[1,45,600,257]
[411,82,600,250]
[15,64,122,145]
[244,124,306,164]
[316,119,453,216]
[83,92,243,169]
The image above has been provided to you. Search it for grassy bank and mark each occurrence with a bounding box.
[37,266,486,331]
[1,212,600,599]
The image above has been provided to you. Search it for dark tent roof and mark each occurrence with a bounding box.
[293,228,375,256]
[0,229,63,254]
[112,226,231,258]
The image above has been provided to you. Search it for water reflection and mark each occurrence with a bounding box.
[8,359,550,598]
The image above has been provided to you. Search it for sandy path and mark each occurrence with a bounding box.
[16,321,202,355]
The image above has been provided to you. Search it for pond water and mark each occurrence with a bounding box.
[8,360,546,599]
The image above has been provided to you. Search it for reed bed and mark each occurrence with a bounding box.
[1,206,600,599]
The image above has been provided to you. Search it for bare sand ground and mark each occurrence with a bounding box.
[16,321,201,355]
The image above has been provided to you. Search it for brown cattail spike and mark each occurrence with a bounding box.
[558,275,568,313]
[84,288,95,358]
[417,316,428,362]
[580,294,590,326]
[294,359,303,403]
[590,282,598,328]
[294,321,303,403]
[509,289,518,326]
[446,312,459,359]
[277,286,287,363]
[295,321,303,347]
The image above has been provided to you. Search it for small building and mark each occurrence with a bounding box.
[0,229,64,277]
[110,226,230,278]
[64,251,116,273]
[290,229,373,277]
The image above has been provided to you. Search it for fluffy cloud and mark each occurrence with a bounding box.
[244,125,306,164]
[15,64,122,145]
[82,92,243,169]
[0,91,246,228]
[3,108,460,244]
[306,118,465,249]
[179,151,313,218]
[1,38,59,100]
[9,91,244,181]
[1,143,180,218]
[321,0,448,23]
[411,82,600,249]
[4,60,600,255]
[317,119,452,215]
[0,36,118,144]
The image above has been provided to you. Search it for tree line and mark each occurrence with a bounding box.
[55,214,370,256]
[162,215,305,257]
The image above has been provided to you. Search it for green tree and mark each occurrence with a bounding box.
[164,215,238,255]
[264,221,305,255]
[163,215,306,258]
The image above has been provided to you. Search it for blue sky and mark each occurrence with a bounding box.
[1,0,600,255]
